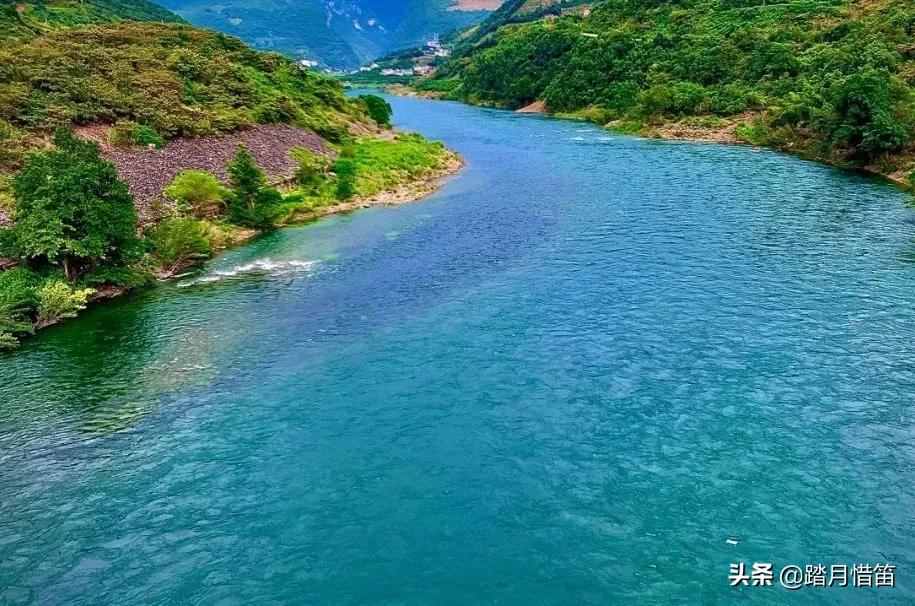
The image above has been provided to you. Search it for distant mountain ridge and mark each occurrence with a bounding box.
[158,0,501,69]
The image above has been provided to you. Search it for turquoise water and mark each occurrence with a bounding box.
[2,95,915,604]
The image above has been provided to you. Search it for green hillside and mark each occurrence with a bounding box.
[425,0,915,174]
[0,0,183,39]
[451,0,591,48]
[0,22,367,172]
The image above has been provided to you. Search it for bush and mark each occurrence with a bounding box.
[830,70,910,159]
[292,147,330,193]
[80,265,152,289]
[109,121,165,148]
[358,94,393,127]
[0,306,31,350]
[640,82,709,117]
[0,267,39,312]
[334,157,357,201]
[147,217,213,271]
[36,280,93,327]
[0,227,17,258]
[164,170,229,217]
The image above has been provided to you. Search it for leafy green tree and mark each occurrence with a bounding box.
[830,70,910,159]
[11,129,139,281]
[226,145,282,228]
[359,94,393,127]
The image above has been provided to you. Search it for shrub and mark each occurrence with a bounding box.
[291,147,330,193]
[735,119,774,146]
[109,121,164,148]
[146,217,213,271]
[827,69,909,159]
[333,157,357,201]
[0,306,31,350]
[0,227,17,258]
[358,94,393,127]
[0,267,40,313]
[36,280,93,327]
[80,265,153,289]
[164,170,229,217]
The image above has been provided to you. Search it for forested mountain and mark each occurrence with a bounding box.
[450,0,591,48]
[424,0,915,175]
[158,0,500,69]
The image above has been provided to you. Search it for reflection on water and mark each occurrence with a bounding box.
[2,95,915,605]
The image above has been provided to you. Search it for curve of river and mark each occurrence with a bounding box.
[2,95,914,604]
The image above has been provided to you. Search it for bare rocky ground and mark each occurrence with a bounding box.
[78,124,329,223]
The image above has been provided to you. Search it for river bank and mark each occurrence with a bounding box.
[282,150,462,225]
[390,86,915,190]
[0,142,463,350]
[158,147,463,277]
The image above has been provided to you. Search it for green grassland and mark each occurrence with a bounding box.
[279,133,455,220]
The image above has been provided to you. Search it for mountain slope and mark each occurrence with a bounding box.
[425,0,915,177]
[0,3,374,178]
[0,0,183,39]
[0,21,368,174]
[159,0,500,69]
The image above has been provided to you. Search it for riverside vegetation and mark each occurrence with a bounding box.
[0,2,457,350]
[420,0,915,182]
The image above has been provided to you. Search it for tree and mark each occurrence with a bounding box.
[359,94,393,127]
[830,69,910,160]
[11,129,139,281]
[226,145,282,228]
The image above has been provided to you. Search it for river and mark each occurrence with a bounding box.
[1,94,914,604]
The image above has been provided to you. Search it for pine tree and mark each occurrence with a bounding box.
[226,145,282,228]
